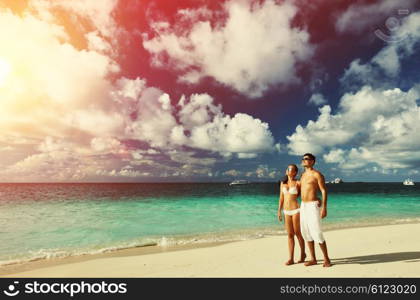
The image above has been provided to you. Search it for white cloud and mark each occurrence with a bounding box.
[255,164,278,178]
[170,125,189,146]
[341,11,420,87]
[274,143,284,153]
[0,146,14,152]
[118,83,277,157]
[268,170,278,178]
[335,0,417,34]
[131,150,143,160]
[30,0,120,38]
[340,59,375,88]
[287,105,355,155]
[167,150,217,166]
[223,164,281,179]
[86,31,113,53]
[0,6,132,180]
[237,153,258,159]
[0,1,281,181]
[323,148,346,164]
[323,148,372,170]
[125,89,178,148]
[371,46,400,77]
[0,7,121,142]
[288,85,420,169]
[90,137,122,154]
[112,77,147,100]
[223,169,241,177]
[308,93,327,106]
[0,9,122,142]
[0,147,95,182]
[143,0,313,98]
[28,0,124,60]
[321,10,420,171]
[189,112,275,155]
[228,164,281,179]
[63,109,126,138]
[37,136,72,153]
[408,169,419,175]
[178,93,223,128]
[108,168,151,178]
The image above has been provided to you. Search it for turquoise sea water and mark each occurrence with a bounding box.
[0,182,419,265]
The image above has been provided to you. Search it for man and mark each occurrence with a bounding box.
[299,153,332,267]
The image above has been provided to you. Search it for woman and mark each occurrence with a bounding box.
[277,164,306,265]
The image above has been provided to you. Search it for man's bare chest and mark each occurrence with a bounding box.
[301,174,317,187]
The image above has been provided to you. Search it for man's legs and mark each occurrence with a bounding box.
[304,201,329,267]
[304,241,317,266]
[319,241,331,267]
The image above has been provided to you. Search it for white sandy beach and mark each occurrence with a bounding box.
[2,223,420,277]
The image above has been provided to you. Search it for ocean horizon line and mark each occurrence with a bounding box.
[0,181,416,184]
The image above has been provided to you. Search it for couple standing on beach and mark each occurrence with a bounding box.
[277,153,332,267]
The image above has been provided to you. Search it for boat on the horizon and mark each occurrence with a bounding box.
[403,178,415,186]
[327,178,343,184]
[229,179,251,186]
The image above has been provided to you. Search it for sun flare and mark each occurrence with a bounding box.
[0,58,12,87]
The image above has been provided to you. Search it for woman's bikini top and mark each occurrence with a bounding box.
[282,184,298,195]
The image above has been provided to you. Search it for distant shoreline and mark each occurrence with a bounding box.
[0,181,416,184]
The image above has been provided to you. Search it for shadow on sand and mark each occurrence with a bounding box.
[331,252,420,265]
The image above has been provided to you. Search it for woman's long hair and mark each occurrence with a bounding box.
[281,164,298,184]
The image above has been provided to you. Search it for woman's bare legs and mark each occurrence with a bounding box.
[284,215,295,265]
[292,213,306,263]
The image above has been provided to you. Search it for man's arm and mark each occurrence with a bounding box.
[316,172,328,218]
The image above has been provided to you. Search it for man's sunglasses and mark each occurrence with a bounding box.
[302,157,313,161]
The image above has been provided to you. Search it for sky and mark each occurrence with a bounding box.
[0,0,419,182]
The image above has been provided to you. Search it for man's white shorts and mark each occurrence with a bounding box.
[300,201,325,244]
